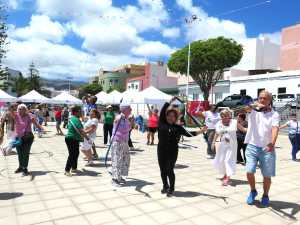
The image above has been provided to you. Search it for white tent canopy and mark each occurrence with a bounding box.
[96,91,108,104]
[50,92,82,105]
[105,90,122,105]
[139,86,172,105]
[0,89,16,102]
[18,90,50,103]
[121,90,142,104]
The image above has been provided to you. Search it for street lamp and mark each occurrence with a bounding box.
[185,15,200,101]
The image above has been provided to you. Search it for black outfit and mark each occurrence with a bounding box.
[128,130,134,148]
[65,137,80,172]
[157,103,197,193]
[103,123,113,144]
[236,120,248,163]
[62,110,69,128]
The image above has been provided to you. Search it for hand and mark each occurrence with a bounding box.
[265,143,274,152]
[170,96,177,103]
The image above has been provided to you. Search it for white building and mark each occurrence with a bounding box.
[230,70,300,99]
[234,37,280,71]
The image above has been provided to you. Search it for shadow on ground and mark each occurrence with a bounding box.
[174,191,228,203]
[74,168,102,177]
[254,200,300,220]
[175,164,189,169]
[30,170,59,181]
[0,192,23,200]
[122,178,155,198]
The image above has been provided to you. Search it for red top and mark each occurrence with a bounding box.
[148,113,158,128]
[54,110,62,119]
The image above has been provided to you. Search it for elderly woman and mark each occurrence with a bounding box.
[158,97,206,197]
[81,109,100,166]
[213,109,246,186]
[14,104,43,176]
[280,113,300,161]
[111,103,132,186]
[65,106,90,176]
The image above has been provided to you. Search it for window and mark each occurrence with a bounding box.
[193,93,199,100]
[257,88,265,97]
[277,94,295,99]
[115,79,119,84]
[278,87,286,94]
[240,89,246,95]
[224,96,232,101]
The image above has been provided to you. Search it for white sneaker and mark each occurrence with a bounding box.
[85,161,94,167]
[206,155,214,159]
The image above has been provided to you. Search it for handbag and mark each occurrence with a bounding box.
[11,137,22,148]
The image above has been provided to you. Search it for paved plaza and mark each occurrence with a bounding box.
[0,123,300,225]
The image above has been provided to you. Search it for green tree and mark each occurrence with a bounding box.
[11,72,29,97]
[27,62,41,91]
[168,36,243,100]
[0,3,8,90]
[78,83,103,98]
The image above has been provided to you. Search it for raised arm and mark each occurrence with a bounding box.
[159,102,170,125]
[179,126,207,137]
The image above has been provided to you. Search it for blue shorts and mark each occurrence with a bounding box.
[245,144,276,177]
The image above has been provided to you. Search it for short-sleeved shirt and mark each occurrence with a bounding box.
[244,110,279,148]
[203,111,220,129]
[54,110,62,120]
[103,111,115,125]
[84,118,98,140]
[15,113,33,138]
[286,120,300,135]
[66,116,83,141]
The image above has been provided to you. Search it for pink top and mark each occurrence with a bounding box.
[112,116,131,143]
[148,114,158,128]
[15,113,33,137]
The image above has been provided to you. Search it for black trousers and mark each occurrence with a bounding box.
[65,137,80,172]
[237,139,247,163]
[158,149,178,191]
[16,135,34,169]
[128,130,133,148]
[103,123,113,144]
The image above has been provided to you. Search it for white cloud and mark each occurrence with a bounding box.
[8,0,19,9]
[36,0,112,19]
[132,41,175,57]
[162,27,180,39]
[11,15,67,43]
[3,38,145,79]
[259,31,281,45]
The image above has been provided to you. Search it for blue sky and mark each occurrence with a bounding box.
[4,0,300,80]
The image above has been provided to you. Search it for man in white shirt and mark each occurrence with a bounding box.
[244,90,279,207]
[199,105,220,159]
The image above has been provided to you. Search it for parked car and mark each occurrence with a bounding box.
[273,94,298,109]
[216,94,253,108]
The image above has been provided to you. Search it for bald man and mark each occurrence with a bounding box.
[244,90,279,207]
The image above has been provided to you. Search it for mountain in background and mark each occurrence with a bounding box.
[41,77,88,90]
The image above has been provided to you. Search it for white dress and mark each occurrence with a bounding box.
[213,119,238,176]
[80,118,98,151]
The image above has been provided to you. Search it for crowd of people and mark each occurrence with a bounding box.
[0,90,299,206]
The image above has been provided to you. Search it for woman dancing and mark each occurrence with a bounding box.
[213,109,247,186]
[158,97,206,197]
[111,104,132,186]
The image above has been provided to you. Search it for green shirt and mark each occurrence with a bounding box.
[66,116,83,141]
[103,111,115,125]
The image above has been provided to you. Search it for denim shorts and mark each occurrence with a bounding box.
[245,144,276,177]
